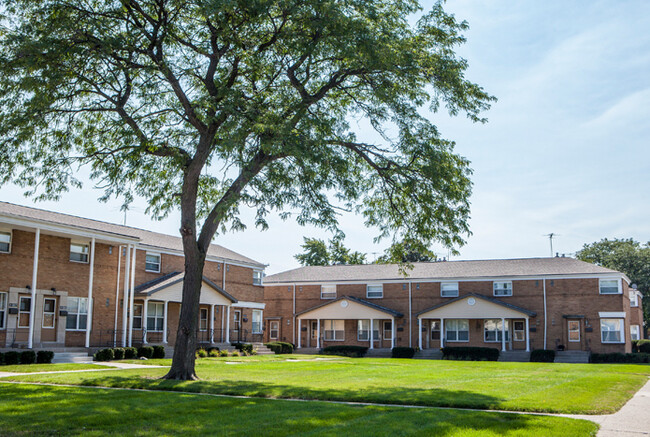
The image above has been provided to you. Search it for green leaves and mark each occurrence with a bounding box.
[295,233,367,266]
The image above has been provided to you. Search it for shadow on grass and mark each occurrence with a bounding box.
[0,384,597,436]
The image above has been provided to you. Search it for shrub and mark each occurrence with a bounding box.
[633,340,650,354]
[591,353,650,364]
[392,347,416,359]
[112,348,125,360]
[124,347,138,359]
[0,352,4,365]
[322,345,368,358]
[208,349,220,357]
[196,348,208,358]
[36,350,55,364]
[441,347,499,361]
[20,350,36,364]
[152,345,166,359]
[265,342,282,354]
[530,349,555,363]
[94,348,115,362]
[233,343,254,355]
[219,350,229,357]
[231,351,240,357]
[4,351,19,365]
[137,346,154,359]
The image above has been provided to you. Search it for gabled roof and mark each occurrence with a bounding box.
[295,295,403,318]
[416,293,537,317]
[135,271,237,302]
[0,201,264,267]
[265,257,623,284]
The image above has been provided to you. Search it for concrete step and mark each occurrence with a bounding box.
[498,351,531,362]
[554,351,590,363]
[295,348,320,355]
[414,349,443,360]
[365,348,392,358]
[253,345,275,355]
[52,352,93,364]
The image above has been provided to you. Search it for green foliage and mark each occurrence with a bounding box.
[590,353,650,364]
[231,351,240,357]
[322,345,368,357]
[376,241,436,264]
[391,347,416,358]
[233,343,255,355]
[633,340,650,353]
[530,349,555,363]
[441,347,499,361]
[137,347,154,359]
[36,351,55,364]
[265,342,294,354]
[94,348,115,362]
[4,351,19,365]
[112,348,125,360]
[208,349,220,357]
[196,348,208,358]
[0,352,4,365]
[152,346,166,359]
[295,233,366,266]
[218,350,229,357]
[124,347,138,360]
[19,350,36,365]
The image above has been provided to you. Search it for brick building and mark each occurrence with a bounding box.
[0,202,265,350]
[263,259,644,354]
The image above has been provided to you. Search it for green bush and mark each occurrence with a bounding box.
[124,347,138,359]
[196,348,208,358]
[0,352,4,365]
[36,350,55,364]
[233,343,254,355]
[137,346,154,359]
[322,345,368,357]
[152,345,166,359]
[530,349,555,363]
[20,350,36,364]
[441,347,499,361]
[265,342,292,354]
[208,349,220,357]
[231,351,240,357]
[591,353,650,364]
[633,340,650,354]
[392,347,416,358]
[94,348,115,362]
[219,350,229,357]
[4,351,19,365]
[112,348,125,360]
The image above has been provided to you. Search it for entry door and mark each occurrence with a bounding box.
[233,310,241,333]
[269,321,279,341]
[42,297,57,342]
[567,320,581,350]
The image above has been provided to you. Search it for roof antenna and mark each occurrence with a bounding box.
[544,233,559,257]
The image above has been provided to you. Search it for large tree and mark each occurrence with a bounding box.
[0,0,494,379]
[295,233,366,266]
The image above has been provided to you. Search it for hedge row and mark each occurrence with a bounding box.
[94,345,165,361]
[0,350,54,365]
[591,353,650,364]
[442,347,500,361]
[632,340,650,354]
[391,347,416,358]
[530,349,555,363]
[322,345,368,357]
[264,342,294,354]
[232,343,255,355]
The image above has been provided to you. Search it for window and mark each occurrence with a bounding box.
[0,231,11,253]
[513,321,525,341]
[252,309,262,334]
[323,319,344,341]
[441,282,459,297]
[66,297,88,330]
[199,308,208,331]
[599,279,620,294]
[631,325,640,341]
[357,320,380,341]
[383,321,392,341]
[493,281,512,296]
[269,321,279,340]
[568,320,580,342]
[445,319,469,342]
[321,285,337,299]
[366,284,383,299]
[630,291,639,307]
[253,270,263,285]
[18,296,31,328]
[70,243,89,263]
[132,304,143,329]
[42,298,56,329]
[145,253,161,272]
[0,292,6,329]
[233,310,241,331]
[147,301,164,332]
[311,321,318,340]
[600,319,624,343]
[484,319,509,342]
[431,320,440,340]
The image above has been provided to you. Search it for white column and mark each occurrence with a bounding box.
[440,318,445,348]
[501,317,506,352]
[85,237,96,348]
[128,246,136,347]
[225,305,231,343]
[113,245,123,347]
[370,318,374,349]
[163,301,169,344]
[297,318,301,348]
[210,305,215,344]
[221,305,225,342]
[27,228,40,349]
[316,319,320,348]
[418,318,422,349]
[121,244,131,347]
[142,299,148,344]
[525,317,530,352]
[391,317,395,349]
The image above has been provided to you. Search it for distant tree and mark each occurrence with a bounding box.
[576,238,650,331]
[376,241,436,264]
[295,233,366,266]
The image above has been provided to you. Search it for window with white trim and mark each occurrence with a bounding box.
[145,253,161,272]
[0,231,11,253]
[600,318,624,343]
[513,321,525,341]
[384,321,392,341]
[321,285,337,299]
[484,319,509,342]
[0,292,7,329]
[631,325,640,341]
[66,297,88,330]
[269,320,279,340]
[70,243,89,263]
[199,308,208,331]
[311,321,318,340]
[445,319,469,342]
[366,284,383,299]
[18,296,31,327]
[132,304,143,329]
[493,281,512,296]
[630,291,639,307]
[357,320,379,341]
[253,270,263,285]
[252,309,262,334]
[431,320,440,340]
[146,302,164,332]
[441,282,459,297]
[42,298,56,329]
[599,279,620,294]
[323,319,344,341]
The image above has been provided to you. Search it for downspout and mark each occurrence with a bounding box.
[121,244,131,347]
[292,284,296,345]
[113,245,123,347]
[27,228,40,349]
[408,281,412,348]
[128,245,136,347]
[543,278,547,349]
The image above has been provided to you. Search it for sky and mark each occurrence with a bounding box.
[2,0,650,274]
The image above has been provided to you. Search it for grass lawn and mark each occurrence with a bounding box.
[2,356,648,414]
[0,363,109,373]
[0,384,598,436]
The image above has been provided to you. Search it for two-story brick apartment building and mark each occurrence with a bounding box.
[263,259,644,354]
[0,202,266,350]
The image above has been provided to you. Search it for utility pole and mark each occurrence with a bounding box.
[544,233,558,257]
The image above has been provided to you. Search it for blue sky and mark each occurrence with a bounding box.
[2,1,650,273]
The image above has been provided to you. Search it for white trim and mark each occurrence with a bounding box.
[366,284,383,299]
[199,307,209,331]
[599,312,626,318]
[320,284,337,300]
[65,297,88,331]
[251,309,263,334]
[493,281,513,297]
[567,320,580,342]
[18,295,32,328]
[41,297,56,329]
[0,229,12,254]
[0,291,7,329]
[85,237,96,347]
[440,282,459,298]
[27,228,39,348]
[599,278,622,295]
[253,270,263,286]
[144,252,161,273]
[231,301,265,309]
[600,318,625,344]
[631,325,640,341]
[444,319,470,342]
[269,320,279,340]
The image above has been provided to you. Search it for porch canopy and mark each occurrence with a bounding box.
[295,296,402,349]
[416,293,536,352]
